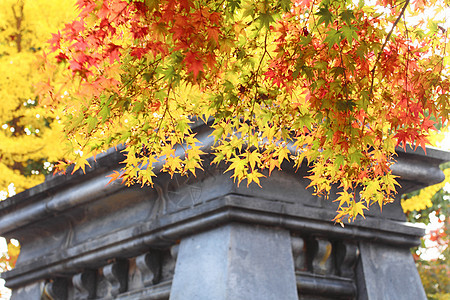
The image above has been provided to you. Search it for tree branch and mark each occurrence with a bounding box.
[369,0,410,97]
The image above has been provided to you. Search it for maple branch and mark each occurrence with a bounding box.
[214,0,226,12]
[118,58,162,93]
[438,24,448,77]
[255,30,270,77]
[403,13,410,104]
[369,0,410,97]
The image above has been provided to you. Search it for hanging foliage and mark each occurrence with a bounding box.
[40,0,450,222]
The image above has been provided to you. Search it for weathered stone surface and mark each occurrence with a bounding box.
[292,236,306,272]
[335,242,359,278]
[356,242,427,300]
[10,281,45,300]
[43,278,68,300]
[310,238,334,275]
[0,124,447,299]
[101,259,129,297]
[73,270,97,299]
[135,250,162,287]
[170,223,298,300]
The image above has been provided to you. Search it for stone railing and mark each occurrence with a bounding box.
[0,124,448,299]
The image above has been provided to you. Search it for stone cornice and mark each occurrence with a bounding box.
[0,124,448,293]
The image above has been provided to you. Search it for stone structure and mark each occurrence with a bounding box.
[0,124,448,299]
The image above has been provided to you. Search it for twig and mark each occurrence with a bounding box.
[369,0,410,97]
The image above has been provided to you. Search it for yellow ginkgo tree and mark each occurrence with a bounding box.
[0,0,77,277]
[0,0,77,199]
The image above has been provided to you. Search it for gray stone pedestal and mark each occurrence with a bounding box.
[356,243,427,300]
[170,223,297,300]
[0,126,448,299]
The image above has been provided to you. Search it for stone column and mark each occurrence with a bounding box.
[356,242,427,300]
[170,223,298,300]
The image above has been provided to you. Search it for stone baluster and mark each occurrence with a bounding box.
[310,238,334,275]
[335,242,359,278]
[136,250,162,287]
[72,270,97,299]
[170,244,179,260]
[42,278,68,300]
[103,259,129,297]
[291,236,306,271]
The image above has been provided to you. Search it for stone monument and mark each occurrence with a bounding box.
[0,123,448,299]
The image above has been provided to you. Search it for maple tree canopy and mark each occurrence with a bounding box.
[40,0,450,223]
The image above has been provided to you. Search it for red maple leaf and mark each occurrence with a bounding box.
[47,32,61,52]
[207,27,220,45]
[184,51,204,79]
[130,47,147,59]
[107,43,122,64]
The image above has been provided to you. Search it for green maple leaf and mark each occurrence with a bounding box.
[340,9,355,25]
[226,0,241,14]
[278,0,292,12]
[86,116,98,133]
[349,150,364,165]
[99,105,110,123]
[162,66,179,84]
[324,29,342,49]
[334,155,345,168]
[132,101,144,113]
[316,5,334,27]
[257,12,275,29]
[341,25,358,45]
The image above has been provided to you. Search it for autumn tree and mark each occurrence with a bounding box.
[0,0,77,274]
[0,0,77,198]
[41,0,450,223]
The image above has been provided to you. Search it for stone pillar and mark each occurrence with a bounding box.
[356,242,427,300]
[170,223,298,300]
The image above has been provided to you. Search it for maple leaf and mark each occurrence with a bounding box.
[340,9,355,25]
[69,60,82,72]
[334,191,352,209]
[183,51,204,79]
[47,32,61,52]
[71,157,91,174]
[257,12,275,29]
[76,0,97,17]
[106,170,123,185]
[130,47,147,59]
[55,52,69,63]
[246,170,265,187]
[341,25,358,45]
[207,27,220,45]
[247,150,261,170]
[268,159,280,176]
[73,39,89,52]
[316,5,334,27]
[107,43,122,64]
[351,201,367,221]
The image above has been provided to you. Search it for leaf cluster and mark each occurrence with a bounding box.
[41,0,450,222]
